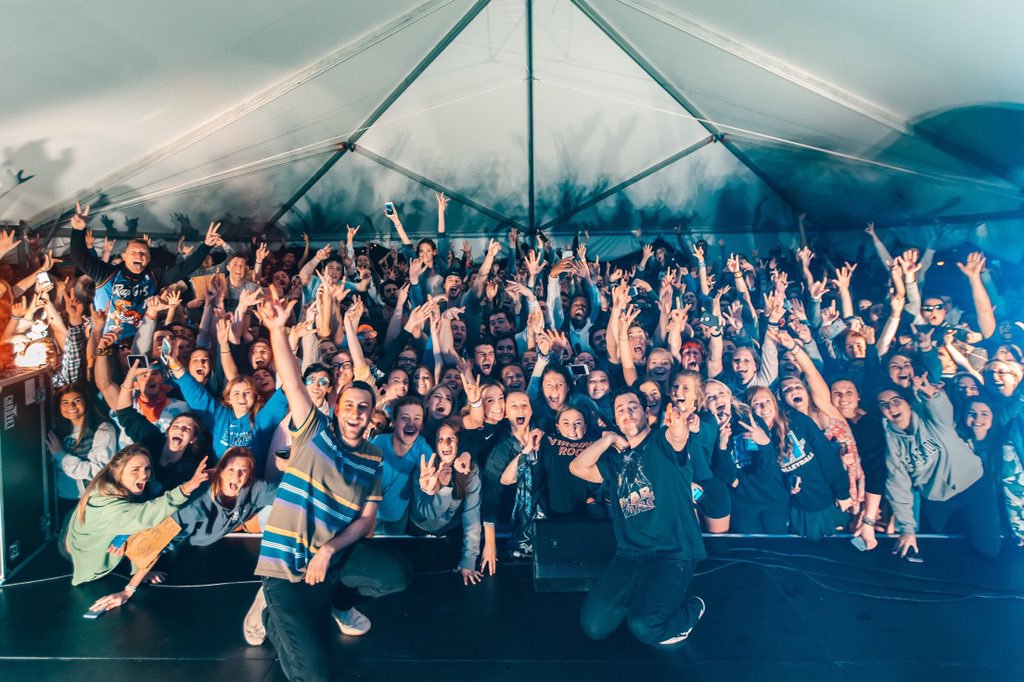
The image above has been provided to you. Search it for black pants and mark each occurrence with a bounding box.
[922,477,1002,558]
[580,554,700,645]
[730,502,790,534]
[262,542,411,682]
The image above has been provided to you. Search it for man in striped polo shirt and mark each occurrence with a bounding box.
[243,293,410,681]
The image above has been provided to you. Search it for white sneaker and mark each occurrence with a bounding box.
[331,607,371,636]
[659,596,706,645]
[243,586,267,646]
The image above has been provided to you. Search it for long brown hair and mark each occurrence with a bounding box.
[75,444,152,523]
[209,447,256,500]
[745,386,793,462]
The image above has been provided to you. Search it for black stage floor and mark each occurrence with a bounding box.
[1,534,1022,682]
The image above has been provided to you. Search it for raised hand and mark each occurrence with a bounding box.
[70,202,90,231]
[435,192,449,213]
[181,457,211,496]
[833,262,857,290]
[820,300,840,327]
[454,452,472,475]
[524,250,545,277]
[461,369,482,404]
[256,289,297,331]
[796,246,814,267]
[738,418,770,445]
[486,238,502,259]
[899,249,922,277]
[419,454,440,494]
[255,242,270,263]
[808,275,828,300]
[215,317,232,347]
[0,228,21,255]
[409,257,426,282]
[315,244,332,261]
[956,252,986,279]
[204,221,224,247]
[237,286,264,310]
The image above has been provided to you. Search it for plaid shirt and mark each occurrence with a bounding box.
[53,323,86,388]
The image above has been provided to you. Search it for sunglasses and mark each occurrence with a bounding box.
[921,304,944,312]
[305,377,331,387]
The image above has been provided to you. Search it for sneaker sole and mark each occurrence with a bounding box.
[243,586,267,646]
[332,610,371,637]
[659,596,705,645]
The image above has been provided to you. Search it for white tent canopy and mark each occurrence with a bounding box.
[2,0,1022,254]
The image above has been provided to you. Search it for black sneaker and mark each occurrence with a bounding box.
[659,596,706,645]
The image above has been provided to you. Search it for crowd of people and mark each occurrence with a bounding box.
[1,192,1023,679]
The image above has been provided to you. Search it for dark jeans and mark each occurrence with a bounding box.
[730,502,790,534]
[262,542,411,682]
[922,477,1002,558]
[580,554,700,645]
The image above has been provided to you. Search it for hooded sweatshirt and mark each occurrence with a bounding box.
[63,486,190,585]
[883,390,983,533]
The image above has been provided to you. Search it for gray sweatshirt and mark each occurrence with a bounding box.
[411,471,481,571]
[883,391,983,533]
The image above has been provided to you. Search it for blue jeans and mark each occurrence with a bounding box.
[262,542,411,681]
[580,554,700,645]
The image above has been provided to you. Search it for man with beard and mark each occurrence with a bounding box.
[243,294,410,680]
[571,388,707,646]
[70,203,219,340]
[371,396,433,534]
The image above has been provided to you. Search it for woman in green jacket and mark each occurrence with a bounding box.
[63,444,208,586]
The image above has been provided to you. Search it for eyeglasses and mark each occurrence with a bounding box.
[920,305,944,312]
[878,396,906,411]
[331,362,353,371]
[305,377,331,387]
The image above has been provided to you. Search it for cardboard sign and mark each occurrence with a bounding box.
[126,517,182,571]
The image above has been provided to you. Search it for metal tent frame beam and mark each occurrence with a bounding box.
[537,135,716,231]
[262,0,493,232]
[30,0,463,231]
[570,0,801,221]
[349,143,525,230]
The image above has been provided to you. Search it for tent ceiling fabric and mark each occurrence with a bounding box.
[2,0,1022,241]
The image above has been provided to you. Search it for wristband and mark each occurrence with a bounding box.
[121,384,134,391]
[862,516,877,527]
[469,399,482,408]
[125,584,137,595]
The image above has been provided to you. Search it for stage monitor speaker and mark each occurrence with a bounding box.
[532,517,615,592]
[0,368,53,583]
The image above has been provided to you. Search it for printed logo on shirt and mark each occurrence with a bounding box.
[900,438,941,475]
[617,451,656,518]
[779,432,815,473]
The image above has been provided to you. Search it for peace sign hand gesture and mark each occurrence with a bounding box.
[738,418,770,446]
[204,222,224,247]
[70,202,90,231]
[420,454,441,494]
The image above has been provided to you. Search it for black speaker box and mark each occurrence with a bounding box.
[532,517,616,592]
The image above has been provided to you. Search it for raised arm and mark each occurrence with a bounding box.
[957,252,996,338]
[256,292,311,423]
[385,203,412,247]
[833,262,857,321]
[864,222,893,267]
[569,431,623,484]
